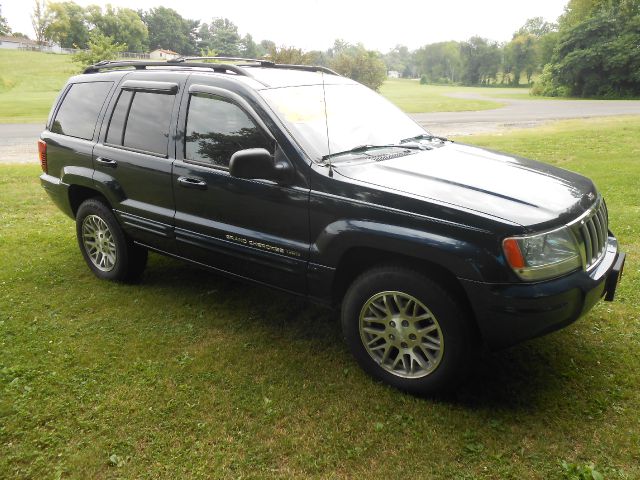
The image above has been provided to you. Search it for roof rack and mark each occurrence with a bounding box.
[83,60,251,76]
[84,57,340,77]
[170,56,340,76]
[169,56,275,67]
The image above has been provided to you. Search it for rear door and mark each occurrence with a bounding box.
[93,72,186,253]
[172,82,310,293]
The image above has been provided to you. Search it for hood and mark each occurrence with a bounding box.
[334,142,597,229]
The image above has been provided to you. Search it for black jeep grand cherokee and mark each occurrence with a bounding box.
[39,57,625,394]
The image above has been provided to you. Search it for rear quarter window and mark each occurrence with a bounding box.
[105,90,174,156]
[51,82,113,140]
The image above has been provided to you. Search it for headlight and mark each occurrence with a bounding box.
[502,227,582,281]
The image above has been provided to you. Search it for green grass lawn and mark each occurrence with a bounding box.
[0,50,77,124]
[1,116,639,479]
[380,79,505,113]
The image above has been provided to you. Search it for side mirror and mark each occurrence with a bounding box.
[229,148,293,184]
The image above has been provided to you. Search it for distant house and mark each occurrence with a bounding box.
[150,49,179,60]
[387,70,400,79]
[0,35,39,50]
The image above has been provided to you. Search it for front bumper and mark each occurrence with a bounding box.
[460,236,625,350]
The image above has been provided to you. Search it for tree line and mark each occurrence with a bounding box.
[2,0,638,96]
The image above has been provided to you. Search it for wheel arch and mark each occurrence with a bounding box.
[332,246,481,340]
[68,184,110,217]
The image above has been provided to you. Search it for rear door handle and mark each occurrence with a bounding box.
[177,176,207,190]
[95,157,117,168]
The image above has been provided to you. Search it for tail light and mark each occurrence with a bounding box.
[38,139,47,173]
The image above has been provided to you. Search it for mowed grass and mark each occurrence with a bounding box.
[1,116,640,479]
[0,50,76,123]
[380,79,505,112]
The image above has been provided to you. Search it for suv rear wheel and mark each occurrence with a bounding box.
[75,198,148,282]
[341,265,476,394]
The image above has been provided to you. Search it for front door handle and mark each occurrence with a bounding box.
[95,157,117,168]
[177,176,207,190]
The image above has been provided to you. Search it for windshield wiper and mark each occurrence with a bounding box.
[321,144,422,162]
[400,133,449,144]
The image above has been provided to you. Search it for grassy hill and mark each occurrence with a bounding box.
[0,50,77,124]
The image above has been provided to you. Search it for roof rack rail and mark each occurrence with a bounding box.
[83,60,252,76]
[269,64,340,76]
[169,56,275,67]
[83,58,340,77]
[171,56,339,76]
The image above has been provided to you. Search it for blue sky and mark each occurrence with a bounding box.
[2,0,568,51]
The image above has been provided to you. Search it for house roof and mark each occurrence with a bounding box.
[0,36,38,45]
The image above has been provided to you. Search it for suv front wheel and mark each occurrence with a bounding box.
[341,265,476,394]
[75,198,148,282]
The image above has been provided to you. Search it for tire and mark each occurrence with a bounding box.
[341,265,476,395]
[75,198,148,282]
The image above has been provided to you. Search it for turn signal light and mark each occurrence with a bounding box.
[502,238,525,269]
[38,139,48,173]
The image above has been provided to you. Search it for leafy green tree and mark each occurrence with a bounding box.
[460,36,501,85]
[0,4,12,36]
[536,0,640,97]
[202,17,241,56]
[415,41,462,83]
[141,7,198,55]
[330,44,387,91]
[46,2,89,49]
[31,0,52,45]
[537,31,559,68]
[504,34,538,84]
[86,5,148,52]
[256,39,275,58]
[515,17,557,37]
[383,45,414,77]
[71,30,126,68]
[240,33,257,58]
[513,17,559,76]
[265,45,309,64]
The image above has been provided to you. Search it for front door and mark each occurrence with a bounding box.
[172,84,310,293]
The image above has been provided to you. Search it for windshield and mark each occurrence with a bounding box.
[260,82,428,162]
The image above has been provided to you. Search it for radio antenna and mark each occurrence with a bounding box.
[321,72,333,177]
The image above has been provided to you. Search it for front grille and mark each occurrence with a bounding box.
[573,199,609,269]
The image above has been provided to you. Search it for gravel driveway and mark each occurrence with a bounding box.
[2,93,640,164]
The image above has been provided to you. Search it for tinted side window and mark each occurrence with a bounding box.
[123,92,174,156]
[51,82,113,140]
[105,89,133,146]
[185,94,271,168]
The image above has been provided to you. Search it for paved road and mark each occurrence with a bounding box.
[412,92,640,136]
[2,94,640,163]
[0,123,43,164]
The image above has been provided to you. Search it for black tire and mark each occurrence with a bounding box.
[341,265,476,395]
[75,198,148,282]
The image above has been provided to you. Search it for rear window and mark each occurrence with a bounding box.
[106,90,174,156]
[51,82,113,140]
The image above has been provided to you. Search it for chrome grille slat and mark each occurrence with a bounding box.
[587,219,598,257]
[593,212,604,255]
[582,224,593,263]
[597,209,607,250]
[574,198,609,270]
